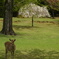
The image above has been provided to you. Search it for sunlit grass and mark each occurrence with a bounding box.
[0,17,59,52]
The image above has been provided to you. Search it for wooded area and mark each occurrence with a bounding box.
[0,0,59,17]
[0,0,59,35]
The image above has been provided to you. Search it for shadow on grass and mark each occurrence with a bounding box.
[0,49,59,59]
[0,50,5,59]
[13,25,39,30]
[13,49,59,59]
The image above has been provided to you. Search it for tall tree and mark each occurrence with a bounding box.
[13,0,37,12]
[1,0,15,35]
[46,0,59,18]
[37,0,47,6]
[46,0,59,10]
[0,0,4,17]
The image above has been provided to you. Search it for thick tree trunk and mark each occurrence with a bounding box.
[0,0,16,35]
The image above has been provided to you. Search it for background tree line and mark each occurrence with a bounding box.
[0,0,59,17]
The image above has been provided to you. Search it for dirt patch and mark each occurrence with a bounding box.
[34,21,56,24]
[0,20,3,22]
[14,20,21,23]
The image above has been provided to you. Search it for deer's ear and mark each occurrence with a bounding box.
[9,39,12,41]
[14,39,16,41]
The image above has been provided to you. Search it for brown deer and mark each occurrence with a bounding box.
[5,39,16,59]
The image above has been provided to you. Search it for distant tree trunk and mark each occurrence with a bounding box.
[0,0,15,35]
[32,16,34,27]
[52,9,55,19]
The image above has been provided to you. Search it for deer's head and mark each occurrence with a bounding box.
[9,39,16,44]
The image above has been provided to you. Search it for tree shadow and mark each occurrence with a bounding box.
[47,51,59,59]
[0,49,59,59]
[15,49,59,59]
[13,25,39,30]
[0,50,5,59]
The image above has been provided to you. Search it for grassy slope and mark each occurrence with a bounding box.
[0,17,59,51]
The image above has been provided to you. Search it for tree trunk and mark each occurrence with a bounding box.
[32,16,34,27]
[52,9,55,19]
[0,0,16,35]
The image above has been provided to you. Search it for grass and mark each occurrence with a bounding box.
[0,17,59,51]
[13,17,59,51]
[0,17,59,59]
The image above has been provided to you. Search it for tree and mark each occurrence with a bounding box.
[36,0,47,6]
[13,0,37,12]
[46,0,59,10]
[0,0,38,35]
[0,0,4,17]
[0,0,15,35]
[46,0,59,18]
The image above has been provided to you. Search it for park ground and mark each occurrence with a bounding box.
[0,17,59,59]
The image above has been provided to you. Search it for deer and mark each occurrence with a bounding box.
[5,39,16,59]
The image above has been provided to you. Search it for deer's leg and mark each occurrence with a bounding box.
[5,49,8,59]
[13,51,14,59]
[13,51,14,56]
[11,51,14,59]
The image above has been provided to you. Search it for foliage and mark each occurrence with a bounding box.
[13,0,37,12]
[46,0,59,11]
[0,0,59,15]
[13,0,59,12]
[36,0,47,6]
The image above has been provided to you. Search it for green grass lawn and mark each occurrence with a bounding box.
[0,18,59,59]
[0,17,59,52]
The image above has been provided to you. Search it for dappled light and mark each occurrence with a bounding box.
[0,49,59,59]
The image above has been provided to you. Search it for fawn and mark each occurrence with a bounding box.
[5,39,16,59]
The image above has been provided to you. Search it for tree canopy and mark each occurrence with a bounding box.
[13,0,37,11]
[0,0,59,17]
[46,0,59,11]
